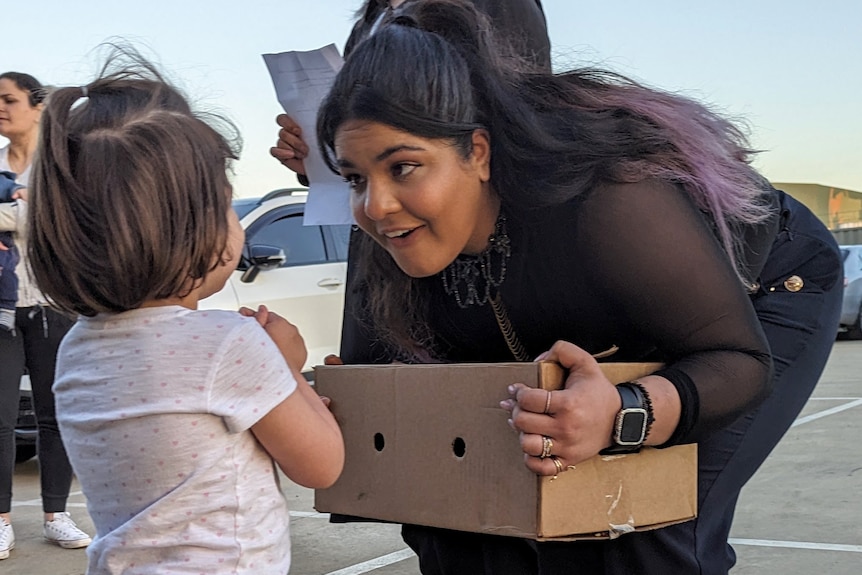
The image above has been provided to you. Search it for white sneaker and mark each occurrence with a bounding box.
[43,512,91,549]
[0,521,14,560]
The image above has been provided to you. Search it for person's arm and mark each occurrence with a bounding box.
[504,179,772,475]
[576,179,773,440]
[239,306,344,487]
[270,114,310,182]
[216,317,344,488]
[0,199,25,233]
[251,367,344,489]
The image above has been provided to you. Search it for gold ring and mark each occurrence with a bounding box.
[543,390,552,415]
[551,456,563,480]
[540,436,553,459]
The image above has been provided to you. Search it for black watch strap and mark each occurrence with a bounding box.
[600,382,651,454]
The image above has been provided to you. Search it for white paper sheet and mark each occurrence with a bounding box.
[263,44,354,225]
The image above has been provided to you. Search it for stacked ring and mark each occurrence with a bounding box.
[551,456,563,478]
[540,436,553,459]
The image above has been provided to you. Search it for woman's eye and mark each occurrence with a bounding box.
[342,174,366,191]
[392,163,417,178]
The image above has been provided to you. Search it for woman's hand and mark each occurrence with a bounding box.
[240,305,308,372]
[500,340,621,477]
[269,114,309,178]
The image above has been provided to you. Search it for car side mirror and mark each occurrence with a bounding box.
[240,244,286,283]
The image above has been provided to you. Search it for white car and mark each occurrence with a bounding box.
[200,189,350,373]
[838,244,862,339]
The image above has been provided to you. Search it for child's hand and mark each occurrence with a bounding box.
[11,187,27,201]
[240,305,308,371]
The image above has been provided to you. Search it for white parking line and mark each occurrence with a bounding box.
[318,537,862,575]
[291,511,331,519]
[323,548,415,575]
[730,538,862,553]
[791,399,862,427]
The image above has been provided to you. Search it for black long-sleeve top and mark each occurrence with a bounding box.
[340,179,780,445]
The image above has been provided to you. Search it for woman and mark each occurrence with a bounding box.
[316,2,843,574]
[0,71,91,560]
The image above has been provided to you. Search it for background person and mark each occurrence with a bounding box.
[0,71,91,560]
[269,0,551,180]
[315,1,843,573]
[0,171,24,333]
[26,54,344,573]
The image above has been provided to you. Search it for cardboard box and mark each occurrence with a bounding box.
[314,362,697,540]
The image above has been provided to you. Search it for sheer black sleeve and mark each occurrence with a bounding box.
[573,180,773,443]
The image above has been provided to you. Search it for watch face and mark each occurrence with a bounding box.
[618,409,648,444]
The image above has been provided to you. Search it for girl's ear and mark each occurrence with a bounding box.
[470,128,492,182]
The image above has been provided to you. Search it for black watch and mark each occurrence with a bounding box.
[600,383,649,454]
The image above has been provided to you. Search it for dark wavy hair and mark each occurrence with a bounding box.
[0,71,48,107]
[28,48,241,316]
[318,0,772,356]
[344,0,551,71]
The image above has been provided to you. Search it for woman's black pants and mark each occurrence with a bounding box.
[0,307,75,514]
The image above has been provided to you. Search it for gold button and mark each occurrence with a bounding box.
[784,275,804,292]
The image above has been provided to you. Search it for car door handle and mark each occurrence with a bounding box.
[317,278,344,288]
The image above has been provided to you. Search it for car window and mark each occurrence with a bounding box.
[249,213,328,266]
[326,224,352,262]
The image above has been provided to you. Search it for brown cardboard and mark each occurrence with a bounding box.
[314,362,697,540]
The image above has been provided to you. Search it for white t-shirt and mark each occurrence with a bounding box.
[55,306,297,574]
[0,145,31,186]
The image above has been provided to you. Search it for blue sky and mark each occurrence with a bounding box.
[3,1,860,196]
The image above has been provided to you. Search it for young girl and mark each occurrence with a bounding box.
[26,56,344,574]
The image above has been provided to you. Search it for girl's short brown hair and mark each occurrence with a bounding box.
[28,51,240,316]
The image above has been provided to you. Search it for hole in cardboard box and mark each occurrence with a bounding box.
[374,432,385,452]
[452,437,466,458]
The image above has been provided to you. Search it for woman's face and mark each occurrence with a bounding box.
[0,78,42,140]
[335,120,498,278]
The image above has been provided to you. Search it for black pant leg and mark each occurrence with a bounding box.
[20,306,75,513]
[0,310,26,514]
[403,524,542,575]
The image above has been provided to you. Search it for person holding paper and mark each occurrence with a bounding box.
[314,1,843,574]
[269,0,551,179]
